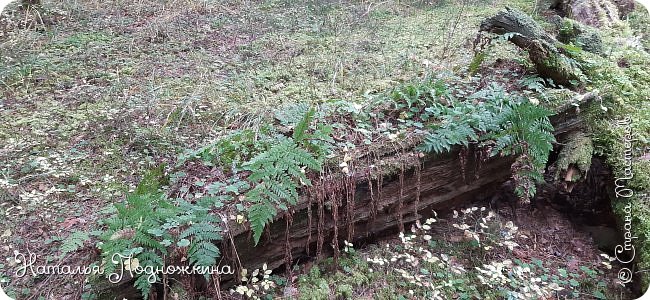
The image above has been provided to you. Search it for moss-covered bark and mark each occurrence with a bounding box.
[555,17,604,54]
[554,132,594,182]
[479,7,585,86]
[20,0,40,8]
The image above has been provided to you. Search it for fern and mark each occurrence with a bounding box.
[275,102,312,127]
[134,163,168,195]
[243,108,330,245]
[99,192,174,290]
[390,77,447,111]
[134,272,153,300]
[98,165,182,298]
[60,231,91,256]
[490,101,555,169]
[248,202,277,245]
[486,101,556,199]
[246,141,318,195]
[418,95,493,153]
[244,140,321,245]
[180,222,222,269]
[418,83,555,199]
[100,184,228,296]
[292,106,315,142]
[419,120,479,153]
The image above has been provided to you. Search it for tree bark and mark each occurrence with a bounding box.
[20,0,40,8]
[479,7,585,87]
[552,0,623,27]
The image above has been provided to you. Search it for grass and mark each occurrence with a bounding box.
[0,0,532,226]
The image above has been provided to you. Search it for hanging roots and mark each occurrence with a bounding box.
[367,168,376,218]
[459,146,468,182]
[376,160,383,215]
[366,166,377,237]
[317,173,326,258]
[397,159,405,233]
[330,177,343,265]
[305,175,317,256]
[284,211,293,280]
[474,147,490,179]
[221,224,242,285]
[345,170,356,242]
[414,159,422,220]
[372,150,384,209]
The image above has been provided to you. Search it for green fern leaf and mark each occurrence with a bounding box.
[248,202,277,245]
[293,106,315,142]
[134,274,153,300]
[60,231,90,256]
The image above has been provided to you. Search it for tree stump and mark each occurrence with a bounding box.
[20,0,41,9]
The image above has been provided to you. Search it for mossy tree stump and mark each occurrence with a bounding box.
[20,0,41,9]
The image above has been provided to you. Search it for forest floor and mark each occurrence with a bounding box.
[271,198,631,299]
[0,0,648,299]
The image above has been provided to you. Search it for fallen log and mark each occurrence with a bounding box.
[96,98,593,298]
[479,7,585,86]
[213,91,596,286]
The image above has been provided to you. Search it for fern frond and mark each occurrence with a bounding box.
[134,274,153,300]
[137,250,165,268]
[60,231,90,256]
[248,202,277,245]
[179,222,222,242]
[188,240,221,267]
[275,102,311,127]
[293,106,315,142]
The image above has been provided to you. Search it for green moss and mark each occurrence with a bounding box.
[555,132,593,181]
[336,283,354,298]
[544,88,576,111]
[578,23,650,291]
[538,50,584,86]
[297,266,331,300]
[627,8,650,50]
[558,18,603,54]
[468,51,487,76]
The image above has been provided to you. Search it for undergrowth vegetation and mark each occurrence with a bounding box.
[4,0,534,297]
[416,82,554,199]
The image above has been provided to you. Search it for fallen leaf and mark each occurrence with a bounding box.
[513,248,527,259]
[60,217,87,229]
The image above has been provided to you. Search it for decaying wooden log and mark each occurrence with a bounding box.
[95,90,597,299]
[479,7,585,86]
[206,99,595,292]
